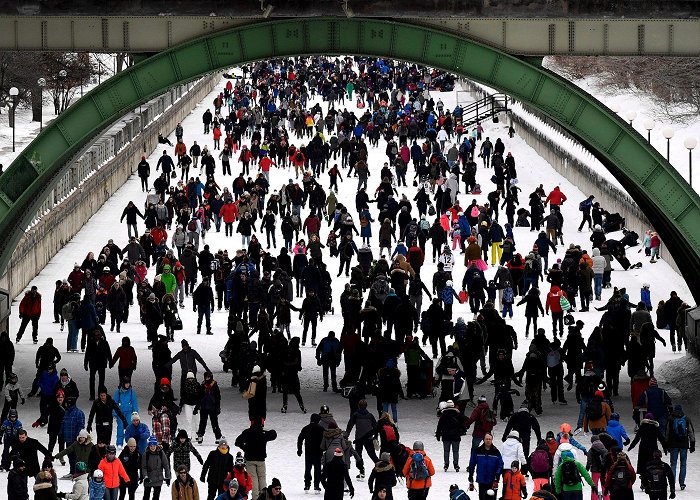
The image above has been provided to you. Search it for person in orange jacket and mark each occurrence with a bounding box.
[402,441,436,499]
[502,460,527,500]
[98,444,130,499]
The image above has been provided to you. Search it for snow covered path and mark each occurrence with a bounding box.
[3,72,696,499]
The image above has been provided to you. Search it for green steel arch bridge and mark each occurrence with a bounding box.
[1,4,700,302]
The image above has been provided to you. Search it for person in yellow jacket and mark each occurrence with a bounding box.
[402,441,436,499]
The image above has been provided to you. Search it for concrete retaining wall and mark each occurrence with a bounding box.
[1,74,219,304]
[459,79,679,274]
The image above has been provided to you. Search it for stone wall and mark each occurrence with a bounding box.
[1,74,219,306]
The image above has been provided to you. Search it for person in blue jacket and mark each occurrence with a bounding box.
[0,409,22,470]
[468,433,503,500]
[123,412,150,454]
[59,397,85,473]
[113,376,139,448]
[606,413,630,449]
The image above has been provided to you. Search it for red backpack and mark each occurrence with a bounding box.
[383,424,397,443]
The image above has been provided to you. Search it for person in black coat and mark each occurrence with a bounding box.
[0,330,15,389]
[235,418,278,499]
[320,452,354,500]
[297,413,325,492]
[436,402,468,472]
[6,457,28,500]
[501,402,542,459]
[201,439,234,500]
[119,438,141,500]
[368,451,398,499]
[281,338,305,414]
[516,287,544,338]
[143,293,163,345]
[299,290,323,346]
[83,330,112,401]
[87,387,127,445]
[8,430,49,477]
[629,413,668,474]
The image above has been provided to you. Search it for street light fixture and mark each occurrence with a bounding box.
[684,137,697,187]
[37,78,46,131]
[663,127,675,162]
[643,118,655,143]
[609,102,620,114]
[9,86,18,152]
[625,110,637,126]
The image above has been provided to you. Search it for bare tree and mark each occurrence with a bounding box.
[548,55,700,122]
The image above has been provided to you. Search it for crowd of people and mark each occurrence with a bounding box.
[2,55,696,500]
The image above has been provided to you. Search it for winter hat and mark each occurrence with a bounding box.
[594,390,604,399]
[334,447,343,457]
[78,429,89,439]
[60,368,69,376]
[645,412,655,420]
[675,404,683,412]
[160,378,170,386]
[218,438,229,448]
[413,441,424,451]
[598,383,606,391]
[229,478,240,490]
[546,431,555,440]
[75,461,88,473]
[270,478,282,489]
[131,412,140,422]
[310,413,321,424]
[560,423,572,434]
[509,430,520,439]
[380,452,391,462]
[147,436,158,446]
[106,445,117,454]
[610,413,620,421]
[127,438,136,447]
[649,377,658,386]
[148,293,156,301]
[386,359,396,369]
[186,371,195,379]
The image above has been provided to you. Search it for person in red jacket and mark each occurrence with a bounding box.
[238,145,253,176]
[259,156,276,182]
[545,285,568,338]
[212,126,222,150]
[223,452,254,497]
[603,452,636,498]
[544,186,567,207]
[17,286,42,343]
[110,336,137,381]
[219,200,240,237]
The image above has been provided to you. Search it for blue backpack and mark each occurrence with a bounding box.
[673,416,688,438]
[410,453,430,480]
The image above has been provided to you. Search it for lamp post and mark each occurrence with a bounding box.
[37,78,46,131]
[57,69,67,115]
[684,137,697,187]
[625,110,637,126]
[643,118,655,143]
[9,86,18,152]
[609,102,620,114]
[663,128,675,162]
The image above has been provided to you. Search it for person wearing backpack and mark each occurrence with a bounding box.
[637,378,673,438]
[584,391,612,435]
[468,433,503,500]
[641,449,676,500]
[578,196,595,232]
[402,441,435,499]
[529,440,553,491]
[603,451,635,500]
[586,435,609,500]
[666,404,694,491]
[545,285,568,338]
[554,449,597,500]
